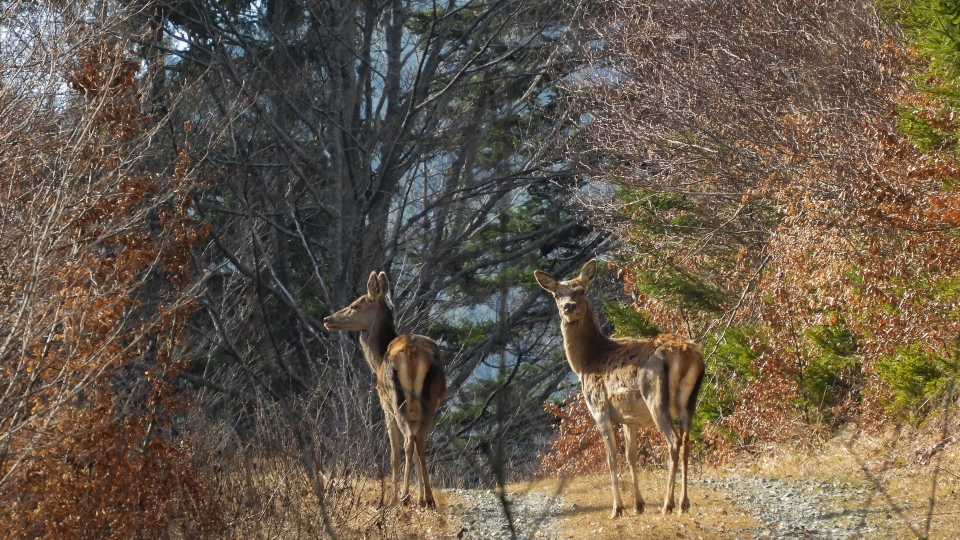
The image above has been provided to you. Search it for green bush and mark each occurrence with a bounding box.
[876,343,960,424]
[694,327,763,441]
[601,299,661,338]
[798,322,859,426]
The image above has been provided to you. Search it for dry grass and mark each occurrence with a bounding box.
[506,424,960,540]
[340,488,466,540]
[219,459,471,539]
[744,425,960,539]
[512,473,760,539]
[208,422,959,539]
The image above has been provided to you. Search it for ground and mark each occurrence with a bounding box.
[373,427,960,539]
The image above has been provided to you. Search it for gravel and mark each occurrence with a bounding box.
[446,476,900,539]
[703,477,881,539]
[446,488,566,539]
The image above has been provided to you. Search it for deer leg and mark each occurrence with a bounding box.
[595,415,624,518]
[644,390,679,515]
[412,427,425,506]
[678,408,693,512]
[416,439,426,506]
[415,429,436,508]
[623,424,645,515]
[679,431,691,512]
[400,435,415,506]
[386,416,402,504]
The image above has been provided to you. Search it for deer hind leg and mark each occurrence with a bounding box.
[594,414,624,518]
[679,430,691,512]
[400,434,415,505]
[387,415,402,504]
[623,424,645,514]
[415,429,436,508]
[644,385,679,515]
[677,407,693,512]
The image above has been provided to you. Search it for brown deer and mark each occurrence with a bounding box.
[323,271,447,508]
[534,260,704,518]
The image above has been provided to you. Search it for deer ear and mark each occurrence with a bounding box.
[377,272,390,300]
[534,270,558,293]
[366,271,380,298]
[579,259,597,287]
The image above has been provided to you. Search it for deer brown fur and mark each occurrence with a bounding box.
[534,260,704,518]
[323,271,446,507]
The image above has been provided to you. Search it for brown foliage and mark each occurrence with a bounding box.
[539,393,667,476]
[0,14,218,539]
[557,0,960,450]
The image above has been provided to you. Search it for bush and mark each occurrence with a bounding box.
[876,343,960,424]
[798,321,860,427]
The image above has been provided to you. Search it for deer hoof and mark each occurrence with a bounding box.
[611,505,624,519]
[400,495,411,506]
[660,502,674,515]
[680,498,690,512]
[424,498,436,509]
[634,501,645,515]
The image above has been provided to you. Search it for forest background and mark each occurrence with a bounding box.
[1,0,958,537]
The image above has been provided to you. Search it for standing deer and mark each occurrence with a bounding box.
[323,271,446,508]
[534,260,704,518]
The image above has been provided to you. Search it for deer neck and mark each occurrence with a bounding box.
[358,304,398,373]
[560,302,613,376]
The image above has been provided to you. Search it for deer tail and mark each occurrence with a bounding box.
[685,347,705,418]
[401,345,428,423]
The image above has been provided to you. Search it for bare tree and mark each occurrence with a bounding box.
[124,0,602,500]
[0,3,221,536]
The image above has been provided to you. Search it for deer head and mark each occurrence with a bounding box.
[534,259,597,323]
[323,271,391,332]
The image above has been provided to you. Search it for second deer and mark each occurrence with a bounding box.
[324,271,446,507]
[534,260,704,517]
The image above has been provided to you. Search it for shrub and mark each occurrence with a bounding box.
[876,343,960,424]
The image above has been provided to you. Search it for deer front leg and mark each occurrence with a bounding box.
[595,416,624,518]
[623,425,645,514]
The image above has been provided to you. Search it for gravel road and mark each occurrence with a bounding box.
[447,488,566,539]
[446,476,900,539]
[704,477,889,539]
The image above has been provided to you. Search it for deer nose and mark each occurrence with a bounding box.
[562,302,577,314]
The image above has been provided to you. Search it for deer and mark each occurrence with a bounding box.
[534,259,705,518]
[323,271,447,508]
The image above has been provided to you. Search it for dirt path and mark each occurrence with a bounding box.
[444,475,913,539]
[708,477,880,539]
[446,488,566,539]
[433,431,959,539]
